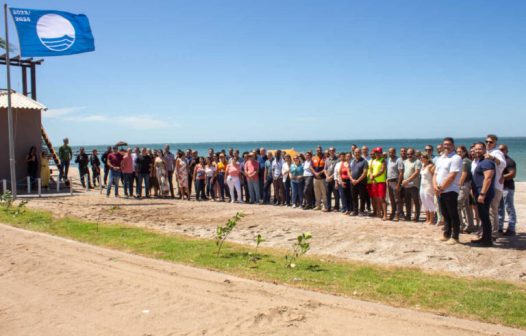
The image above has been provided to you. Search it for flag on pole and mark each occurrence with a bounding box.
[10,8,95,57]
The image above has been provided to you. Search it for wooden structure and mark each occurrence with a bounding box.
[0,91,46,182]
[0,54,59,166]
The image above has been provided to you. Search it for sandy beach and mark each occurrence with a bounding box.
[26,178,526,283]
[2,174,524,335]
[1,224,524,336]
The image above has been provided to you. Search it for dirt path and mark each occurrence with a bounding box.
[1,224,523,336]
[27,183,526,282]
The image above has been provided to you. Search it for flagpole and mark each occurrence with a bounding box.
[4,4,17,198]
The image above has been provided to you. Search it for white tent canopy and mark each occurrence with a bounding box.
[0,90,47,110]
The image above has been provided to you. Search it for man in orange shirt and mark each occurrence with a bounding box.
[311,146,327,210]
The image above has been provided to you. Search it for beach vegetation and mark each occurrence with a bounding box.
[1,209,526,329]
[285,232,312,268]
[215,212,244,256]
[0,191,27,217]
[249,234,265,263]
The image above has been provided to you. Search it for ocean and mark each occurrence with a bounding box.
[69,137,525,181]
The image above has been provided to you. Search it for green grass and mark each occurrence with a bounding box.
[1,208,526,329]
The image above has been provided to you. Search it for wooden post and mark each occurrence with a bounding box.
[21,66,28,96]
[2,179,6,194]
[30,63,37,100]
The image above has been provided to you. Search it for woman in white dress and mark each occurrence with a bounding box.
[419,153,436,225]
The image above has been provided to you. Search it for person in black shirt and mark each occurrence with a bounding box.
[90,149,101,187]
[26,146,39,188]
[470,142,496,247]
[135,148,153,198]
[498,144,517,235]
[101,146,111,187]
[75,147,92,189]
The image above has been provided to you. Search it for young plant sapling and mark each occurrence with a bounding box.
[285,232,312,268]
[215,212,244,256]
[249,234,265,263]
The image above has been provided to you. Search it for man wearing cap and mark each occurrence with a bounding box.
[106,146,123,197]
[58,137,73,182]
[386,147,404,221]
[485,134,506,236]
[369,147,387,219]
[402,148,422,221]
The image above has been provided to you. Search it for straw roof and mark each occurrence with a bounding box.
[0,91,47,110]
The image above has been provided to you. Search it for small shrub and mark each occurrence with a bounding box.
[215,212,244,256]
[0,191,28,217]
[285,232,312,268]
[249,234,265,263]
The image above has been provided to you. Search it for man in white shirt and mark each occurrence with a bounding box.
[485,134,507,235]
[433,137,463,244]
[303,152,315,209]
[271,150,285,205]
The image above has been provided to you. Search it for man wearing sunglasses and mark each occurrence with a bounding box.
[484,134,507,237]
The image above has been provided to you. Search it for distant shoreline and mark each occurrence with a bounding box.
[64,136,526,148]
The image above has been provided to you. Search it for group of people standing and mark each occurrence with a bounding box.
[50,135,517,248]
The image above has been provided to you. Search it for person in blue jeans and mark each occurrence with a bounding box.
[106,146,123,197]
[290,155,304,208]
[498,144,517,235]
[135,148,152,198]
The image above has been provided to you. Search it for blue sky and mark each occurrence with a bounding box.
[2,0,525,145]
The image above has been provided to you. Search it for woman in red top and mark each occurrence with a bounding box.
[339,153,352,215]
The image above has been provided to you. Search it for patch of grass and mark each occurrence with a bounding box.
[1,209,525,329]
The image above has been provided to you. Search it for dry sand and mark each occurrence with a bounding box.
[1,224,524,336]
[26,181,526,283]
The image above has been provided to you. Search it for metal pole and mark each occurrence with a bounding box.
[37,178,41,197]
[4,4,17,198]
[57,179,60,192]
[21,66,27,96]
[70,178,73,195]
[27,176,31,193]
[2,179,6,194]
[30,63,36,100]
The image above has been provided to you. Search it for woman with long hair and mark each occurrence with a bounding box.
[26,145,39,186]
[154,150,170,198]
[175,150,190,200]
[205,157,216,200]
[193,157,207,201]
[40,150,50,189]
[338,152,352,215]
[419,153,436,225]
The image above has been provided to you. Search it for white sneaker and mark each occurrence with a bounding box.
[292,205,297,208]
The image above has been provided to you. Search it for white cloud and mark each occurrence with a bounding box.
[120,115,172,130]
[46,107,178,130]
[44,106,86,119]
[65,115,109,122]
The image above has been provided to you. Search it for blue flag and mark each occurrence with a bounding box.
[10,8,95,57]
